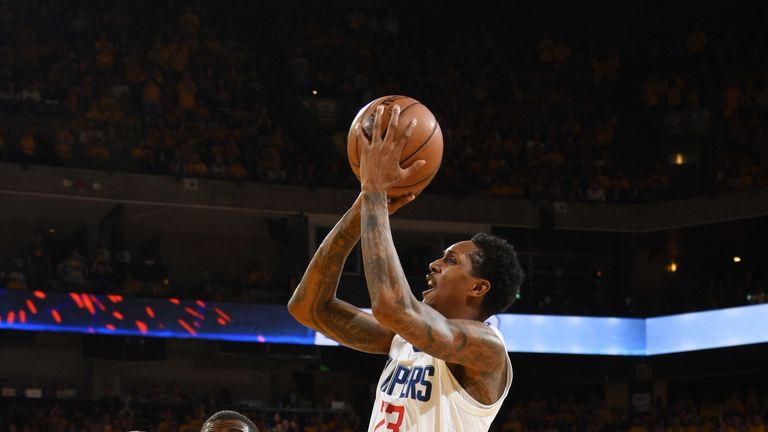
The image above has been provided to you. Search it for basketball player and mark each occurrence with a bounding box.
[288,105,524,431]
[200,410,259,432]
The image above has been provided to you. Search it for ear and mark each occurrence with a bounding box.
[470,279,490,298]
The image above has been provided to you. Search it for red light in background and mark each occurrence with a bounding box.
[26,300,38,314]
[214,307,231,322]
[69,293,84,309]
[136,320,148,334]
[33,291,46,299]
[51,309,62,323]
[89,295,106,312]
[145,306,155,318]
[184,307,204,320]
[177,319,197,336]
[81,295,96,315]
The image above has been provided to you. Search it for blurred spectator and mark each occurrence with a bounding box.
[57,248,88,290]
[100,384,121,412]
[88,247,113,291]
[26,232,51,291]
[246,260,270,292]
[4,258,27,290]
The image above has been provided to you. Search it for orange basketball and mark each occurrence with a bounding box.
[347,95,443,198]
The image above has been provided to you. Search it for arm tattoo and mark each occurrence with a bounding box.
[328,311,371,344]
[288,197,394,353]
[360,191,417,319]
[304,224,358,330]
[426,324,436,344]
[455,327,469,352]
[365,256,391,297]
[363,213,379,233]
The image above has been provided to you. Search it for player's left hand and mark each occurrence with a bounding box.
[357,104,426,193]
[387,193,416,215]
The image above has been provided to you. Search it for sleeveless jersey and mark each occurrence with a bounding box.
[367,325,512,432]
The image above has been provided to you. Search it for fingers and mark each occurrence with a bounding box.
[367,104,417,151]
[401,159,427,179]
[355,122,369,145]
[397,118,417,152]
[395,193,416,206]
[384,104,400,143]
[372,105,385,144]
[387,193,417,214]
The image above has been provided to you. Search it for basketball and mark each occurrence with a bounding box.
[347,95,443,198]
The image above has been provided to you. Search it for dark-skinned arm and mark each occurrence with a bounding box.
[287,195,395,354]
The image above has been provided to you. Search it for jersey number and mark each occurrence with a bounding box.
[373,401,404,432]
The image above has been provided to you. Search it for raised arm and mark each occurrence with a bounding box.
[288,194,414,354]
[357,105,507,374]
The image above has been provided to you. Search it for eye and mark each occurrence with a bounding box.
[444,255,456,264]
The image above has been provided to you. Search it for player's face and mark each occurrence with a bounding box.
[423,241,480,313]
[201,419,251,432]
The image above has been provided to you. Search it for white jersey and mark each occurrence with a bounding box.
[367,325,512,432]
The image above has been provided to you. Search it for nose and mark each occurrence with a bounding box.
[429,259,440,273]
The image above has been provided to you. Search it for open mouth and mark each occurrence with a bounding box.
[422,274,435,297]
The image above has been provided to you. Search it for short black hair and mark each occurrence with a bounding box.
[469,232,525,317]
[202,410,259,432]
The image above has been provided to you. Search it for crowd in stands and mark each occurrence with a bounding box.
[0,380,360,431]
[1,377,767,431]
[1,2,768,317]
[1,225,766,317]
[498,389,768,432]
[0,1,767,204]
[0,0,279,184]
[521,262,766,318]
[0,230,287,305]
